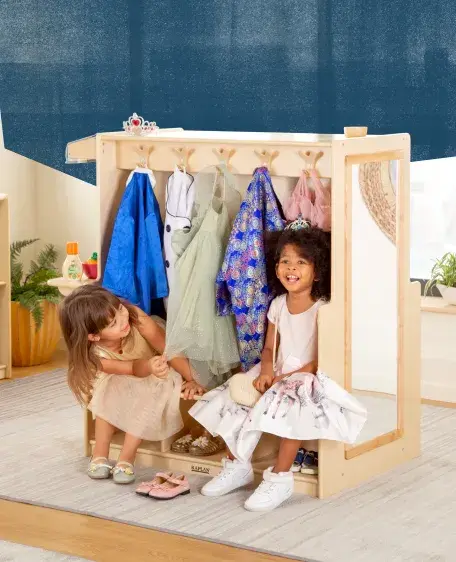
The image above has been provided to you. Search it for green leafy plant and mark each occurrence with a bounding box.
[424,252,456,296]
[10,239,61,328]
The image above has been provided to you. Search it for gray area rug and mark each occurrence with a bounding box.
[0,541,91,562]
[1,370,455,562]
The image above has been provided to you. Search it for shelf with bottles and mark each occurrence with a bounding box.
[48,245,99,297]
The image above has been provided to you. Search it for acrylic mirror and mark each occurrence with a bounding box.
[346,159,400,454]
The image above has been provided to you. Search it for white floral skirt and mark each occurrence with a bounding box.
[189,364,367,463]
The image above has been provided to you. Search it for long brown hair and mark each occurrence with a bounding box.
[59,285,138,404]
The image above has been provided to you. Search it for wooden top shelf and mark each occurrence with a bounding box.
[421,297,456,315]
[98,129,351,146]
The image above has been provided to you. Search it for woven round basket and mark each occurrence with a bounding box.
[358,161,396,245]
[229,373,262,408]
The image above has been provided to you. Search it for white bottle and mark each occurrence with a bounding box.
[62,241,83,281]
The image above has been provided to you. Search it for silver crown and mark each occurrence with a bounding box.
[284,215,311,231]
[123,113,159,136]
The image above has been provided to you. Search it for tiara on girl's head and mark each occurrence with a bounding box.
[284,215,311,231]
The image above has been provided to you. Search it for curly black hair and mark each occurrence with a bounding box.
[265,225,331,301]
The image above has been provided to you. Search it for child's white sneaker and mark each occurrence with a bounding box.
[244,467,294,512]
[201,458,254,497]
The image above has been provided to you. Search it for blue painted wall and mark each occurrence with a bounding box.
[1,0,455,184]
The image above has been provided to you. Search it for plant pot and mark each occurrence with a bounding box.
[11,301,61,367]
[436,284,456,306]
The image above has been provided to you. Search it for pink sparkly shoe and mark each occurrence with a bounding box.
[148,474,190,500]
[135,472,173,496]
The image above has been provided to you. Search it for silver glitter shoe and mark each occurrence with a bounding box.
[112,461,136,484]
[87,457,113,480]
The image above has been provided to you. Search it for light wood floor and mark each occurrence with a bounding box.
[8,348,68,379]
[0,500,289,562]
[3,353,292,562]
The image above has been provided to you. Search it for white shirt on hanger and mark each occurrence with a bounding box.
[163,166,195,307]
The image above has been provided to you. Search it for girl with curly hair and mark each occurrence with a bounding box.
[190,219,366,512]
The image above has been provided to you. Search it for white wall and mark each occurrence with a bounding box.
[35,163,99,269]
[0,118,38,268]
[410,157,456,279]
[0,115,98,273]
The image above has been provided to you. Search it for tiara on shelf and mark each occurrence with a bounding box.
[123,113,159,136]
[284,215,311,231]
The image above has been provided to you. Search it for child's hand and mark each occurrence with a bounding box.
[253,372,274,394]
[149,355,169,379]
[181,380,206,400]
[273,373,290,384]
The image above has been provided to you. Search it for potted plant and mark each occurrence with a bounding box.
[10,239,62,366]
[424,252,456,305]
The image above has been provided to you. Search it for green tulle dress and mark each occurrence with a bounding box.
[165,164,241,388]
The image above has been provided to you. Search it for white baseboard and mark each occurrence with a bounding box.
[352,373,456,404]
[421,381,456,403]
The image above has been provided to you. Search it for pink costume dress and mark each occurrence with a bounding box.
[284,169,331,231]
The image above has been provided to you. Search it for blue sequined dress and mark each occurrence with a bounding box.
[216,167,284,371]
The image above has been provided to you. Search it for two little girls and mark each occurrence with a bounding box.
[60,220,366,510]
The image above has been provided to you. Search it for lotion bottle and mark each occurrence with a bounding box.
[62,242,83,281]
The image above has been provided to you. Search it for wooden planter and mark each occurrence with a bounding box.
[11,301,61,367]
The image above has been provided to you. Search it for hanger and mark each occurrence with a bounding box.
[133,145,154,169]
[173,147,194,172]
[213,148,236,171]
[213,147,238,187]
[254,149,279,174]
[298,150,323,175]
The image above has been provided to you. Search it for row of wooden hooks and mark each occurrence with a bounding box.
[133,145,324,173]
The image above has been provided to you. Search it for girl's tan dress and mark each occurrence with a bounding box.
[88,325,183,441]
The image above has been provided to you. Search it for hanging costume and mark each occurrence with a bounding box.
[284,169,332,231]
[190,296,367,463]
[165,165,241,387]
[163,167,195,304]
[103,168,168,314]
[216,167,285,371]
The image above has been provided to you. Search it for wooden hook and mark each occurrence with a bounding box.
[299,150,324,172]
[213,147,236,169]
[173,147,195,171]
[254,149,279,172]
[133,145,154,168]
[313,150,324,169]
